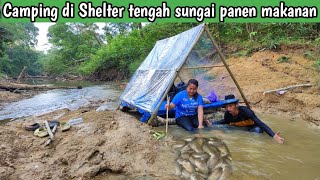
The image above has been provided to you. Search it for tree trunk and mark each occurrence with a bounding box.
[17,66,27,82]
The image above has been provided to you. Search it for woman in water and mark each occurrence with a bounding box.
[165,79,204,131]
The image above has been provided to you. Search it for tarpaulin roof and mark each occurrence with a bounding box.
[120,24,205,114]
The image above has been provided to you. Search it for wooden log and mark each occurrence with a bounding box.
[263,84,312,95]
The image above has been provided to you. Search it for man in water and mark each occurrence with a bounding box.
[212,94,284,144]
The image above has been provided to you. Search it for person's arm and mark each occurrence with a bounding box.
[251,115,284,143]
[165,102,176,110]
[165,92,180,110]
[250,115,275,137]
[197,105,204,128]
[197,95,204,128]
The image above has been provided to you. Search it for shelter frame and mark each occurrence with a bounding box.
[146,24,250,125]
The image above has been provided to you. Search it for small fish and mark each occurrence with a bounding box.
[173,141,186,149]
[181,169,191,179]
[189,141,203,153]
[177,158,185,165]
[181,152,191,160]
[194,159,209,175]
[221,155,232,166]
[217,143,230,157]
[212,158,223,170]
[191,152,210,160]
[189,155,197,166]
[175,162,182,176]
[203,143,219,156]
[207,155,219,170]
[181,160,195,173]
[208,140,223,146]
[184,137,195,142]
[208,167,223,180]
[190,173,202,180]
[220,164,232,180]
[180,145,192,153]
[195,137,205,146]
[209,137,221,142]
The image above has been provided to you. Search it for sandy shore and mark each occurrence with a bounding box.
[0,108,179,179]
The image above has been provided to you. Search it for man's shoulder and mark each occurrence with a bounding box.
[239,106,255,115]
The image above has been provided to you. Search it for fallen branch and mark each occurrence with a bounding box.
[0,82,80,92]
[44,124,58,146]
[263,83,312,95]
[44,120,54,140]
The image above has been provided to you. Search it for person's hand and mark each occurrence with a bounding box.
[273,131,284,144]
[165,104,169,110]
[198,124,204,129]
[204,120,212,127]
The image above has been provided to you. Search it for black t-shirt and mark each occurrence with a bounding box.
[223,106,275,137]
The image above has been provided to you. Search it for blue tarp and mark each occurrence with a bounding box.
[119,24,205,116]
[138,100,229,122]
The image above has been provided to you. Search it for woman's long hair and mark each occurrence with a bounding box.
[187,79,199,101]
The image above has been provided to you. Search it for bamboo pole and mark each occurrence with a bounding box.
[204,26,251,108]
[166,95,170,135]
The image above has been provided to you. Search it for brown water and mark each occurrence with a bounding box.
[155,113,320,179]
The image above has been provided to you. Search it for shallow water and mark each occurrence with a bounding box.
[0,83,122,120]
[155,114,320,179]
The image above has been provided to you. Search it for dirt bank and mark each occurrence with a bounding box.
[0,108,177,180]
[227,49,320,127]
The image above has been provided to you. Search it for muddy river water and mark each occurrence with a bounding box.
[0,83,319,179]
[156,114,320,179]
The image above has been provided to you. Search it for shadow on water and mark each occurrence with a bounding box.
[155,113,320,179]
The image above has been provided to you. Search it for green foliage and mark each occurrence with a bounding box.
[0,23,41,77]
[39,50,67,76]
[40,22,320,80]
[80,23,198,78]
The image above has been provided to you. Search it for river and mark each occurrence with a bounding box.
[0,82,319,179]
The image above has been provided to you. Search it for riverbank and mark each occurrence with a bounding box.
[227,48,320,127]
[0,108,177,179]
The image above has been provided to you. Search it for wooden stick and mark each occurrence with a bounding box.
[263,84,312,95]
[166,95,170,135]
[44,120,54,140]
[44,125,57,146]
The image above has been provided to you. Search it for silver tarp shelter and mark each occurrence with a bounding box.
[119,24,249,123]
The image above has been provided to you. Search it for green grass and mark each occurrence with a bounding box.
[277,56,291,63]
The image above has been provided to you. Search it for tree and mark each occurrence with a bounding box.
[0,23,40,77]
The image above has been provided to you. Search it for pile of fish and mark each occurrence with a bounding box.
[172,137,232,180]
